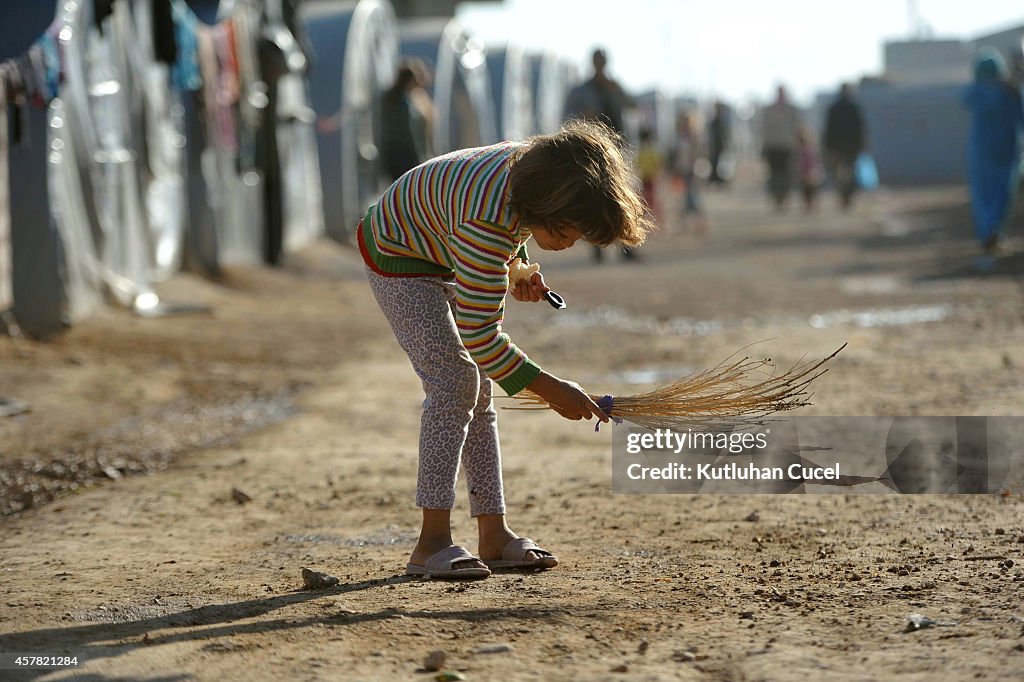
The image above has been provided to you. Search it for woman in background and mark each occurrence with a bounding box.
[381,59,435,181]
[962,48,1024,269]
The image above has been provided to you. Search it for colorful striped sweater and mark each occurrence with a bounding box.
[358,142,540,396]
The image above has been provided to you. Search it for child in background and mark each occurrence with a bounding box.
[798,126,824,211]
[671,113,708,234]
[359,121,655,579]
[635,127,663,219]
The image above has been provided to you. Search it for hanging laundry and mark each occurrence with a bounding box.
[221,19,241,104]
[26,47,50,109]
[213,21,239,153]
[196,25,218,119]
[152,0,178,65]
[171,0,202,91]
[35,31,62,102]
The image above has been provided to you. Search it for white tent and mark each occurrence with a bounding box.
[56,0,195,310]
[529,51,579,135]
[485,43,533,141]
[2,1,101,338]
[125,0,188,280]
[265,0,324,254]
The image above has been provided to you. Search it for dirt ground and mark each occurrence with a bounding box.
[1,168,1022,681]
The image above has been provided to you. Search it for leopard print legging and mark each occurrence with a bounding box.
[365,267,506,516]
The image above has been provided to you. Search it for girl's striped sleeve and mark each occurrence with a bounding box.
[450,219,540,395]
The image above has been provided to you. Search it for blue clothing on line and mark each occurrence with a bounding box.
[170,0,202,92]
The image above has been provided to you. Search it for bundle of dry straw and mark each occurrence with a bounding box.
[506,344,847,429]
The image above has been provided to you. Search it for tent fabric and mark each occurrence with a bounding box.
[486,44,533,141]
[276,73,324,253]
[127,0,188,280]
[0,75,11,313]
[7,94,68,339]
[79,0,156,305]
[304,0,399,242]
[0,12,77,339]
[48,98,104,323]
[0,0,66,333]
[860,81,971,185]
[1,0,326,337]
[530,52,578,135]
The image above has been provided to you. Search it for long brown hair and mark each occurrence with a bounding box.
[507,120,655,247]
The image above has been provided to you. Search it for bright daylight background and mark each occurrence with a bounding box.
[456,0,1024,105]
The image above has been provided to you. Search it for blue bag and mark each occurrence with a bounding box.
[855,153,879,190]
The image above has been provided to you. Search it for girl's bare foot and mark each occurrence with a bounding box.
[410,509,487,572]
[476,514,554,566]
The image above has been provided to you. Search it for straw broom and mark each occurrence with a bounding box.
[504,344,847,430]
[504,261,845,428]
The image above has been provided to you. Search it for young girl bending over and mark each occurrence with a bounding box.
[359,120,654,579]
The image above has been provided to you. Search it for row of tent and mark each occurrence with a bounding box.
[0,0,323,340]
[3,1,994,343]
[0,0,600,341]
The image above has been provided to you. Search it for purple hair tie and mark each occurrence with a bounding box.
[595,395,623,432]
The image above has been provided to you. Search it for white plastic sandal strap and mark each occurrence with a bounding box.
[425,545,479,573]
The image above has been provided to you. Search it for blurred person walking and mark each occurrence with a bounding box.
[564,48,639,262]
[381,59,435,182]
[670,113,708,234]
[564,48,633,136]
[760,85,802,210]
[962,48,1024,269]
[707,100,731,186]
[823,83,866,210]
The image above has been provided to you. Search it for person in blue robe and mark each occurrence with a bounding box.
[962,48,1024,262]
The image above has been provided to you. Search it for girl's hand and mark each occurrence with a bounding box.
[511,271,549,303]
[526,372,610,423]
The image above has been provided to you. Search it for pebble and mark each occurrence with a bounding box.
[472,643,513,654]
[423,650,446,671]
[300,568,339,590]
[744,511,761,522]
[611,663,629,673]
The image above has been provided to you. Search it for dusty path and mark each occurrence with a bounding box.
[1,174,1022,681]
